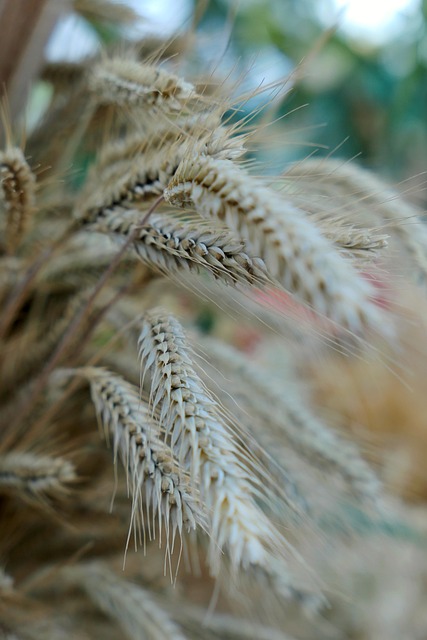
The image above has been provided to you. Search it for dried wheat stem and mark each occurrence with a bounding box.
[88,58,198,113]
[91,209,269,287]
[81,367,204,541]
[138,309,298,579]
[3,229,133,431]
[0,148,36,254]
[165,156,384,332]
[0,453,75,501]
[67,562,187,640]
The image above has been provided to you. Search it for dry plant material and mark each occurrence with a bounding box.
[0,453,75,503]
[68,562,187,640]
[164,155,384,331]
[0,6,426,638]
[82,367,204,544]
[90,209,269,287]
[0,147,36,253]
[138,308,313,604]
[89,58,198,114]
[283,158,427,281]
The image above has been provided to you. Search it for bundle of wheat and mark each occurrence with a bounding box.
[1,1,427,638]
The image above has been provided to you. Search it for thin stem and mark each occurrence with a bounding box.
[0,220,79,340]
[6,200,163,431]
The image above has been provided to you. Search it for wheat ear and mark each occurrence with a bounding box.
[0,453,75,502]
[90,208,269,287]
[66,562,187,640]
[138,308,310,595]
[81,367,204,544]
[0,148,36,254]
[88,58,198,113]
[165,156,386,332]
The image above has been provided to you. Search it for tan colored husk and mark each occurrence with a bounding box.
[89,208,270,287]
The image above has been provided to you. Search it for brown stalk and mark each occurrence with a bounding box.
[4,198,163,433]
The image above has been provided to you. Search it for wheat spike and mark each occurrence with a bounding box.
[89,208,269,287]
[81,367,204,543]
[67,562,187,640]
[0,148,36,254]
[138,308,312,597]
[164,155,385,332]
[93,112,245,176]
[77,116,246,225]
[88,58,198,113]
[0,453,75,502]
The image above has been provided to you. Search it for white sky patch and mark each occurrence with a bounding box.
[46,0,192,62]
[320,0,420,44]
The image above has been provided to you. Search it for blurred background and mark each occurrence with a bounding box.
[41,0,427,196]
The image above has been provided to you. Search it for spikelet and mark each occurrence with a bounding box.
[88,58,198,113]
[164,155,385,332]
[67,563,187,640]
[138,308,307,593]
[0,453,75,503]
[0,148,36,254]
[196,336,381,506]
[90,208,269,287]
[81,367,204,542]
